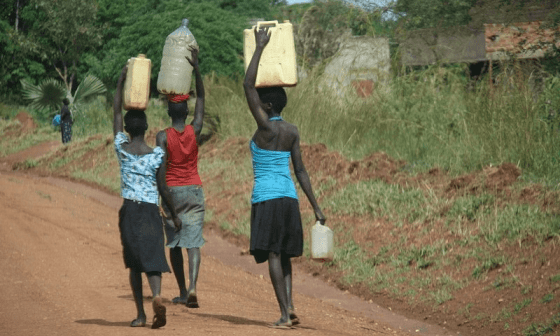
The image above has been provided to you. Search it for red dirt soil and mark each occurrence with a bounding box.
[0,137,453,335]
[4,118,560,336]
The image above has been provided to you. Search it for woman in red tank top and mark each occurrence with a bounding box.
[156,47,205,308]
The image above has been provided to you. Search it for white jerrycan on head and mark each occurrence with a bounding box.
[310,221,334,262]
[157,18,198,95]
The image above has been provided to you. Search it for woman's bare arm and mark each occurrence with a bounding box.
[188,47,205,141]
[291,130,326,224]
[156,131,181,231]
[243,27,272,131]
[113,66,127,136]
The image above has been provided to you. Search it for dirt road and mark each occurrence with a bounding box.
[0,167,453,336]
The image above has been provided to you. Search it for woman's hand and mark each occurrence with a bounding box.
[172,216,182,232]
[254,26,271,48]
[185,46,199,68]
[315,210,326,225]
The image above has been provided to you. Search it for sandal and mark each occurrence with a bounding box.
[151,297,167,329]
[186,290,199,308]
[268,319,293,329]
[289,313,300,326]
[289,308,300,325]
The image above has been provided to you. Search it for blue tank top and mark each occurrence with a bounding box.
[250,139,298,204]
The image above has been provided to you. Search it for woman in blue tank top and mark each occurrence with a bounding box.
[243,26,326,329]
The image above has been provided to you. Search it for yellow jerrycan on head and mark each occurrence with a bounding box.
[310,221,334,262]
[123,54,152,111]
[243,20,297,88]
[157,18,198,95]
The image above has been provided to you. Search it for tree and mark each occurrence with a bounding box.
[292,1,389,69]
[392,0,478,30]
[87,1,249,93]
[21,74,106,116]
[26,0,104,94]
[0,20,47,100]
[0,0,31,31]
[20,77,66,111]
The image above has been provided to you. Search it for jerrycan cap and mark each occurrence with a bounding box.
[170,18,194,37]
[313,221,331,232]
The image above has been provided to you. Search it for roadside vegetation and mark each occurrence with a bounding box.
[3,62,560,335]
[2,0,560,335]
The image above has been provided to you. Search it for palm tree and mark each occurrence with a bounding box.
[20,78,66,112]
[21,74,107,116]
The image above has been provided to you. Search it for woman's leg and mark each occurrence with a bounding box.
[268,252,291,326]
[61,122,67,144]
[169,247,187,302]
[280,254,299,321]
[129,270,146,327]
[146,271,162,297]
[280,254,293,309]
[186,247,201,307]
[187,247,201,292]
[146,271,166,329]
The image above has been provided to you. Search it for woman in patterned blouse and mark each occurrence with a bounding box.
[113,65,172,329]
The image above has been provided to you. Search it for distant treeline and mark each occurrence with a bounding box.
[1,0,558,102]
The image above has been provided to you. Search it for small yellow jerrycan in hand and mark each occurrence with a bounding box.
[310,221,334,262]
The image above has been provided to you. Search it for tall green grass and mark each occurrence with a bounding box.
[6,63,560,184]
[203,64,560,185]
[71,96,173,139]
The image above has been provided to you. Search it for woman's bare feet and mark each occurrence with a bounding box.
[269,318,293,329]
[171,296,187,304]
[130,317,146,327]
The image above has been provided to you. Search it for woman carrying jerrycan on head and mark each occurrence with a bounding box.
[113,65,171,329]
[156,46,206,309]
[243,26,326,329]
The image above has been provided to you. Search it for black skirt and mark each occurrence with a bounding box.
[118,199,171,273]
[250,197,303,264]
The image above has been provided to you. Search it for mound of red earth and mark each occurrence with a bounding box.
[15,111,36,132]
[446,163,522,196]
[302,143,406,187]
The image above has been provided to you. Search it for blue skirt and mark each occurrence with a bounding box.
[162,185,206,249]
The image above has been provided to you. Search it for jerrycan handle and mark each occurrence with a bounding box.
[257,20,279,29]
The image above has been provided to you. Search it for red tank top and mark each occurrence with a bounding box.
[165,125,202,186]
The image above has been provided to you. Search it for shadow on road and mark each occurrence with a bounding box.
[191,313,317,330]
[191,313,269,327]
[117,294,173,304]
[75,319,130,327]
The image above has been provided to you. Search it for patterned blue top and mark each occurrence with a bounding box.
[250,140,298,204]
[114,132,164,205]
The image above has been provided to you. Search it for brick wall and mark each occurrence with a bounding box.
[485,21,560,60]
